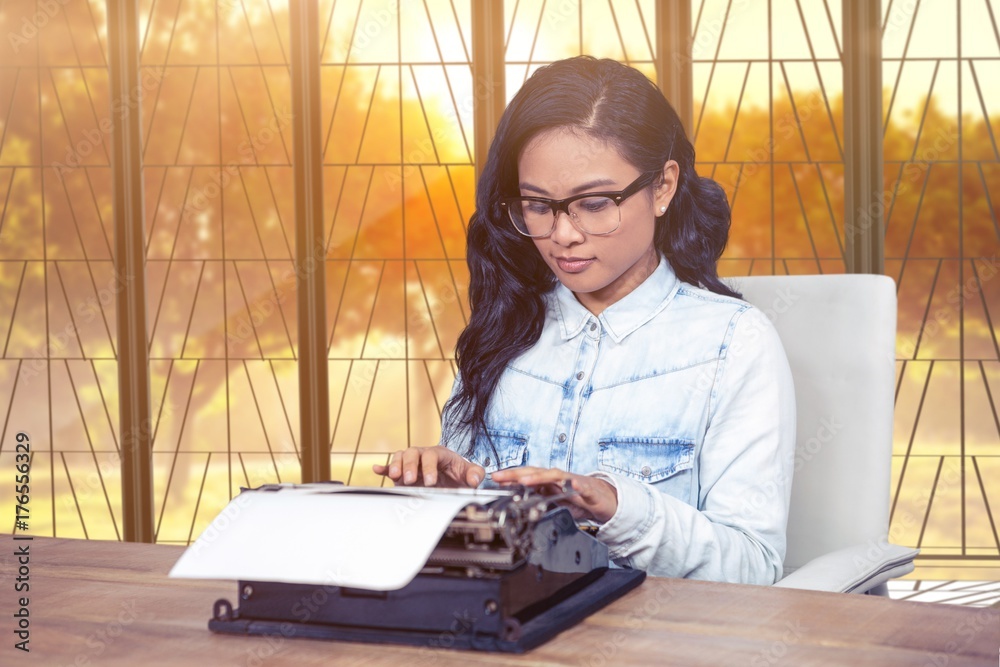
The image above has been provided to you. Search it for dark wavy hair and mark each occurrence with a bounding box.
[443,56,740,453]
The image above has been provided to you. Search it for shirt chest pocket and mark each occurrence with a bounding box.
[469,430,529,473]
[597,437,695,483]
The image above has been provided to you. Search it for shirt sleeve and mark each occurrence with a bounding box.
[590,306,797,585]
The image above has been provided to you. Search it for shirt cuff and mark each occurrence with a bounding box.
[587,471,658,559]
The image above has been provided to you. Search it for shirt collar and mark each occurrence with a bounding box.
[550,255,680,344]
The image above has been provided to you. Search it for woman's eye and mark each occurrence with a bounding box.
[524,202,551,215]
[578,197,611,213]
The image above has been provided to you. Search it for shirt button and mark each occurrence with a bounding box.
[576,371,584,380]
[484,457,491,467]
[589,322,597,331]
[640,465,652,478]
[558,433,567,443]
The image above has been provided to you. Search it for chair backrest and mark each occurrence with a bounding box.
[724,274,897,571]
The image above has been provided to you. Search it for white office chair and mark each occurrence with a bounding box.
[726,274,920,594]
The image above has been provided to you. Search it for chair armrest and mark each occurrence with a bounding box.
[774,543,920,594]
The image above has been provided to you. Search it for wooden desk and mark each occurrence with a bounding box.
[2,537,996,666]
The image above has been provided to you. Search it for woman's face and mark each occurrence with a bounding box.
[516,127,677,315]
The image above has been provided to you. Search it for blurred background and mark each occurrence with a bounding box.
[0,0,997,598]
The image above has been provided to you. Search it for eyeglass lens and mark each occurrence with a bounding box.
[510,196,620,236]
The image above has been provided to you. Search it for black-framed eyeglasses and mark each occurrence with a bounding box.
[500,171,660,238]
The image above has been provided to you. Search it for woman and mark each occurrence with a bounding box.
[374,56,796,585]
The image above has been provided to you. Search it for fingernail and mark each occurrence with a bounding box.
[390,466,399,477]
[470,474,482,486]
[403,471,415,484]
[424,474,434,486]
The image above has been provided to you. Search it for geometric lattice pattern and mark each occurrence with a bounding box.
[691,0,1000,581]
[505,0,657,91]
[693,0,846,277]
[138,0,300,544]
[1,0,121,540]
[317,0,475,487]
[883,0,1000,580]
[887,579,1000,607]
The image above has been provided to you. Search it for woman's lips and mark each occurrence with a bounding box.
[555,257,596,273]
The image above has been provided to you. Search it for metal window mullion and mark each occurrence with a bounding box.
[843,0,884,274]
[107,0,154,542]
[656,0,694,136]
[290,0,330,483]
[472,0,506,181]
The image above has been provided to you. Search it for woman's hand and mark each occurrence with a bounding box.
[372,446,485,488]
[489,467,619,523]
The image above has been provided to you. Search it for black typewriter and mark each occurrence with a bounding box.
[183,482,645,653]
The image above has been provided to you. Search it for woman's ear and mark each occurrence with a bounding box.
[654,160,680,214]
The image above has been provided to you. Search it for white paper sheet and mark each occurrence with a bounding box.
[168,486,489,591]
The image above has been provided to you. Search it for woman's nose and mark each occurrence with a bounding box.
[549,209,586,246]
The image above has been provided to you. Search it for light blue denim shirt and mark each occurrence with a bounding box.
[442,256,796,585]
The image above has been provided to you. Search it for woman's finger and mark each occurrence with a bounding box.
[490,466,555,484]
[506,468,570,486]
[373,450,404,480]
[420,448,440,486]
[388,450,405,479]
[464,462,486,487]
[569,477,618,522]
[437,450,484,488]
[399,447,425,485]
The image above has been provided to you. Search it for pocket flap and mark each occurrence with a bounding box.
[598,437,695,482]
[470,430,528,472]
